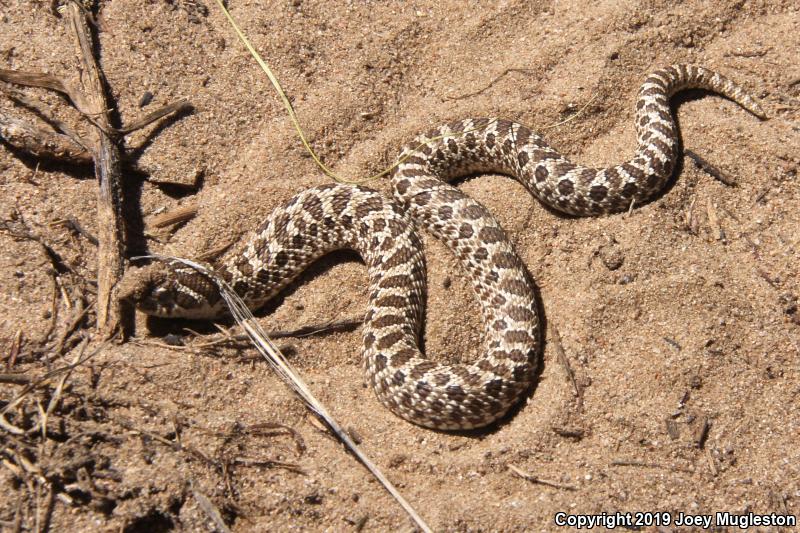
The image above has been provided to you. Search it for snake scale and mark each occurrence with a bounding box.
[123,65,765,430]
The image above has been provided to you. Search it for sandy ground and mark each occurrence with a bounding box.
[1,0,799,531]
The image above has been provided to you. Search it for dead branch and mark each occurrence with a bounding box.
[116,99,192,135]
[62,3,126,337]
[0,79,91,151]
[0,110,91,163]
[1,6,192,337]
[0,69,89,114]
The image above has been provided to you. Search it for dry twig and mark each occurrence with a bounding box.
[146,204,199,230]
[50,218,98,246]
[705,197,725,243]
[0,79,90,150]
[548,323,582,405]
[685,149,736,186]
[445,68,537,100]
[694,417,710,448]
[508,464,578,491]
[116,99,192,135]
[0,110,91,163]
[5,330,23,370]
[0,69,89,114]
[684,196,699,235]
[62,3,126,336]
[610,459,693,474]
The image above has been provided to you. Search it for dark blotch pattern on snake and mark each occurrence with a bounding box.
[123,65,764,430]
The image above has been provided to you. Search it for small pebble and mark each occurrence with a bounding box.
[303,492,322,505]
[163,333,184,346]
[618,273,634,285]
[138,90,153,108]
[347,426,363,445]
[389,454,407,468]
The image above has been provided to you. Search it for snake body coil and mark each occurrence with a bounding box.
[125,65,764,430]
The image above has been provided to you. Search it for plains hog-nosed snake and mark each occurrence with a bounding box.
[123,65,764,430]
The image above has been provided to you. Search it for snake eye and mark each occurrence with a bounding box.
[153,287,172,304]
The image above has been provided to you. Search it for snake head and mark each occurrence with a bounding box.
[119,262,223,319]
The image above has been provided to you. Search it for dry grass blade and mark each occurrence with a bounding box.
[141,255,433,533]
[541,94,598,130]
[38,337,89,438]
[212,0,496,188]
